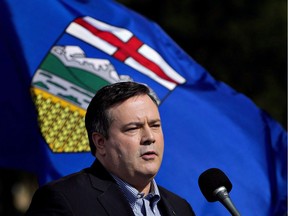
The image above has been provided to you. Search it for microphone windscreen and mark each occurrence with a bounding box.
[198,168,232,202]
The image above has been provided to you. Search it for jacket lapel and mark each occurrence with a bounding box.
[97,184,135,216]
[158,195,177,216]
[87,160,134,216]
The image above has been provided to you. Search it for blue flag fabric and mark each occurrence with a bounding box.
[0,0,286,215]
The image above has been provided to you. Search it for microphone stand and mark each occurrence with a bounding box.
[213,186,241,216]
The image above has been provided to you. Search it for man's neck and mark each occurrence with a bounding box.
[137,181,151,196]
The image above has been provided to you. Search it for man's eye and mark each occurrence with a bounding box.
[126,127,138,131]
[151,124,161,128]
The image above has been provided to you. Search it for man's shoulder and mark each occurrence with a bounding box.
[29,166,110,208]
[39,169,90,193]
[37,160,116,196]
[26,163,125,215]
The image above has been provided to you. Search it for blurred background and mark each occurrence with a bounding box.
[0,0,286,215]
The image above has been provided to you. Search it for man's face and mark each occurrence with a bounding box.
[97,94,164,188]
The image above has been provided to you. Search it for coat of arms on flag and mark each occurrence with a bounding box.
[30,16,185,154]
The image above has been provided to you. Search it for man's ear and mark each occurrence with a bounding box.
[92,132,106,156]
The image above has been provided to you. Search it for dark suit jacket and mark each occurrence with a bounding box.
[26,160,195,216]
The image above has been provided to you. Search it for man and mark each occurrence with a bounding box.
[26,82,195,216]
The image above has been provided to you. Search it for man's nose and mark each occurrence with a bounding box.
[141,126,155,145]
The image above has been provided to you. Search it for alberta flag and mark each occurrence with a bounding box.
[0,0,286,215]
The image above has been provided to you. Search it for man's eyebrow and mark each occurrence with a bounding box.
[124,122,143,127]
[148,119,161,124]
[123,119,161,127]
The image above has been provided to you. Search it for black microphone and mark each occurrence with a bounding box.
[198,168,240,216]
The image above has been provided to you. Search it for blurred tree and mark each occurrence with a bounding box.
[118,0,287,129]
[0,169,37,216]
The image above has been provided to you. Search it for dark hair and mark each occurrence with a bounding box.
[85,81,158,155]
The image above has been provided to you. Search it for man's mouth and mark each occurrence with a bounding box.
[141,151,157,160]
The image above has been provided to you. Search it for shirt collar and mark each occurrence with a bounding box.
[111,174,161,208]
